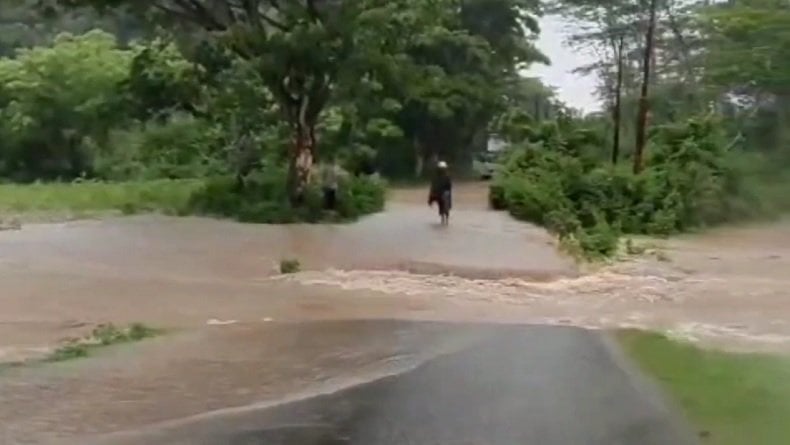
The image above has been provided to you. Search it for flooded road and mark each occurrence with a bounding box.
[0,183,574,362]
[0,182,788,442]
[79,325,697,445]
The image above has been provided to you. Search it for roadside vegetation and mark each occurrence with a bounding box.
[618,330,790,445]
[0,1,550,224]
[488,0,790,259]
[2,2,785,246]
[489,116,787,259]
[46,323,161,362]
[188,169,386,224]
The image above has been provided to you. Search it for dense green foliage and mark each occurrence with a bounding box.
[1,0,789,237]
[553,0,790,164]
[0,31,131,180]
[187,166,386,223]
[491,115,778,258]
[485,0,790,258]
[0,1,547,222]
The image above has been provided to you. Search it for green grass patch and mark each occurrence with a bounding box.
[617,330,790,445]
[0,179,202,217]
[0,172,388,224]
[45,322,161,363]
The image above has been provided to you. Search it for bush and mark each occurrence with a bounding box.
[491,116,769,259]
[186,165,386,223]
[45,322,160,362]
[488,181,507,210]
[279,258,301,274]
[336,173,387,218]
[0,31,134,181]
[95,114,225,181]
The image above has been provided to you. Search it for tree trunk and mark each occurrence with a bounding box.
[287,124,315,204]
[414,135,424,178]
[633,0,658,174]
[287,95,316,204]
[666,3,694,85]
[612,35,625,165]
[777,94,790,155]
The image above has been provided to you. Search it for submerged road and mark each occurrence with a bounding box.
[85,324,698,445]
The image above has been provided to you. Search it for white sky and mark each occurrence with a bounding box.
[525,15,601,113]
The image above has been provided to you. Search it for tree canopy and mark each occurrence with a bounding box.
[45,0,545,196]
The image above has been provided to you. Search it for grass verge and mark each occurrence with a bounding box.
[0,173,388,224]
[617,330,790,445]
[46,323,161,362]
[0,179,202,219]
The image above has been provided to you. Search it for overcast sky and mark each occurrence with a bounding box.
[525,15,601,113]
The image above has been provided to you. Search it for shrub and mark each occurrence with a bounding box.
[45,322,159,362]
[576,218,620,258]
[0,31,134,181]
[92,323,159,345]
[95,114,225,181]
[336,174,387,218]
[186,165,386,223]
[488,181,507,210]
[491,116,768,259]
[280,258,301,274]
[47,341,90,362]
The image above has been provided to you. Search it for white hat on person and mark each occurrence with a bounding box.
[437,161,448,168]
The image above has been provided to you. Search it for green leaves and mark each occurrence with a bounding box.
[5,0,552,184]
[124,38,205,120]
[0,30,133,179]
[701,0,790,95]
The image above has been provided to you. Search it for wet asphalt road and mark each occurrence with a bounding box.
[88,325,698,445]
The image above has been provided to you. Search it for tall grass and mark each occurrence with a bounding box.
[0,179,203,218]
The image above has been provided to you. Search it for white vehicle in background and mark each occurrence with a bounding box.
[473,151,500,179]
[473,135,507,180]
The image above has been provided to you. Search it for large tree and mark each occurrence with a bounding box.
[57,0,449,200]
[556,0,643,164]
[632,0,658,173]
[556,0,709,164]
[392,0,547,175]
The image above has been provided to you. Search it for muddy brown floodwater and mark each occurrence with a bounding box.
[1,182,790,443]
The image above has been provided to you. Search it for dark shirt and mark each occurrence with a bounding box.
[429,173,452,200]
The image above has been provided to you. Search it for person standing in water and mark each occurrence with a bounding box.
[321,158,341,210]
[428,161,452,225]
